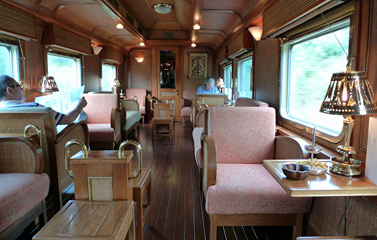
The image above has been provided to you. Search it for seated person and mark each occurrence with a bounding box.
[0,74,87,125]
[197,78,220,94]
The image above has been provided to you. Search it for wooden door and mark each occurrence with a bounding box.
[157,47,181,121]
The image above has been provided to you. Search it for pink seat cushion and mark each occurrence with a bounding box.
[181,106,191,117]
[206,164,311,215]
[87,123,115,142]
[0,173,49,232]
[209,107,275,164]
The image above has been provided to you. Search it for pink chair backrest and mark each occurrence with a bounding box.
[126,88,147,106]
[235,97,269,107]
[183,89,197,102]
[208,107,275,164]
[84,93,117,123]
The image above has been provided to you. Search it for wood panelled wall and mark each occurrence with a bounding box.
[19,23,124,100]
[128,46,215,96]
[254,0,377,236]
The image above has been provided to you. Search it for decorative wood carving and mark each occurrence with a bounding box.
[101,47,124,64]
[228,29,254,59]
[41,24,92,55]
[0,2,37,40]
[263,0,329,37]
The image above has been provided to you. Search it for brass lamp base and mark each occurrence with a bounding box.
[330,157,362,177]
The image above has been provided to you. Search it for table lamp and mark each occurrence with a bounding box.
[319,69,377,176]
[40,76,59,93]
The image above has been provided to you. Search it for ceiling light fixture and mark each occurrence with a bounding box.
[248,26,263,41]
[153,3,172,14]
[116,22,124,29]
[191,42,196,48]
[193,24,200,30]
[139,42,145,47]
[134,57,144,63]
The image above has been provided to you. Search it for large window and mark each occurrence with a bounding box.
[223,64,232,100]
[0,43,20,81]
[47,53,81,92]
[280,19,350,137]
[101,63,117,91]
[237,56,252,98]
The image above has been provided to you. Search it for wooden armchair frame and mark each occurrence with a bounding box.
[203,135,306,240]
[120,99,140,140]
[0,108,88,212]
[0,137,48,240]
[202,107,311,240]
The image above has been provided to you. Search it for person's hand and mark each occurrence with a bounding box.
[78,97,87,109]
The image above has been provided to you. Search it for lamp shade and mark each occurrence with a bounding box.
[41,76,59,92]
[248,26,263,41]
[134,57,144,63]
[320,71,377,115]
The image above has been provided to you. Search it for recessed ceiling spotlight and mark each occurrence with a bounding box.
[153,3,173,14]
[193,24,200,30]
[116,23,124,29]
[139,42,145,47]
[191,42,196,48]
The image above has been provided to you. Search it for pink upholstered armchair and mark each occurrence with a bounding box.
[126,88,147,123]
[84,93,123,149]
[0,137,49,239]
[202,107,312,240]
[181,89,197,124]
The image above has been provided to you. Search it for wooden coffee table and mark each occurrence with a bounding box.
[33,200,135,240]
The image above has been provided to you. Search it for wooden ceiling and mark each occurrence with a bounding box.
[4,0,269,53]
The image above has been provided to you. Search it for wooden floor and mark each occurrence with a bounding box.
[18,122,294,240]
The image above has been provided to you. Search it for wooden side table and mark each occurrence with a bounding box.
[133,168,152,240]
[263,159,377,197]
[33,200,135,240]
[152,117,174,145]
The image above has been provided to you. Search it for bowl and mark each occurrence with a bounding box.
[282,163,310,180]
[310,168,327,175]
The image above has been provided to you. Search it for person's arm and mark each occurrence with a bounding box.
[58,97,87,124]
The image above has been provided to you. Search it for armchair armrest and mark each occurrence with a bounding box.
[0,137,44,174]
[202,135,217,198]
[121,99,140,112]
[111,108,123,144]
[275,136,310,159]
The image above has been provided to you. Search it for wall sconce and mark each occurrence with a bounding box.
[248,26,263,41]
[139,42,145,47]
[92,46,103,55]
[135,57,144,63]
[116,22,124,29]
[191,42,196,48]
[193,24,200,30]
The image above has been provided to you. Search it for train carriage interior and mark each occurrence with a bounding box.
[0,0,377,239]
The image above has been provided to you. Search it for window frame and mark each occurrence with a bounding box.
[236,52,253,98]
[279,19,351,143]
[0,42,20,82]
[46,50,83,92]
[101,61,118,92]
[223,63,233,101]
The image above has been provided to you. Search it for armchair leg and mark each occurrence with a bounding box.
[292,214,303,240]
[210,214,218,240]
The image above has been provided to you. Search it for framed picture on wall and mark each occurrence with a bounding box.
[189,53,207,78]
